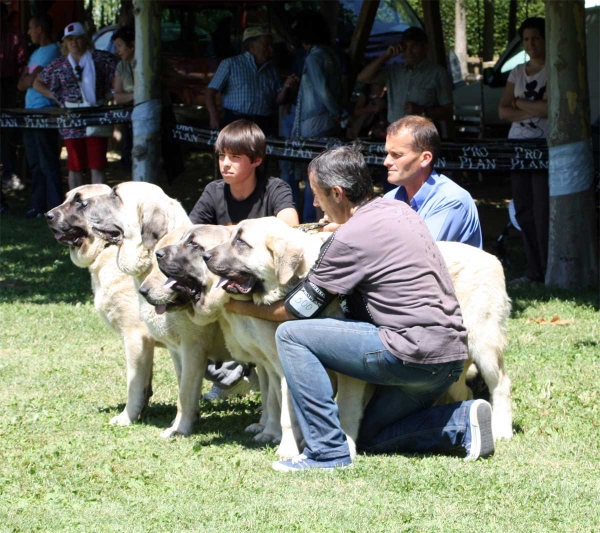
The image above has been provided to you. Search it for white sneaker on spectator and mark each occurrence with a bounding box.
[203,368,259,401]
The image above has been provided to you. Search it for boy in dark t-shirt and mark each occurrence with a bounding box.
[190,119,299,400]
[189,120,298,226]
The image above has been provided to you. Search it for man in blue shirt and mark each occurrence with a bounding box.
[383,115,482,248]
[17,14,62,218]
[205,27,297,136]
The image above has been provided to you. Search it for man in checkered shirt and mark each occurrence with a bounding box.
[205,27,298,136]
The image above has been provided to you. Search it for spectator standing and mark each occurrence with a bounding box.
[33,22,118,189]
[205,27,298,136]
[498,17,548,285]
[111,26,135,170]
[291,10,344,222]
[17,15,62,219]
[0,3,27,200]
[358,27,453,127]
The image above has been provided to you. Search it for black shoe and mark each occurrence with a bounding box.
[24,208,43,219]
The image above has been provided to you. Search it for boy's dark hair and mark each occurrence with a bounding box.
[387,116,440,168]
[518,17,545,41]
[112,25,135,47]
[214,120,266,162]
[31,14,53,35]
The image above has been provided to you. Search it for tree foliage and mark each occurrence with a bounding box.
[405,0,545,57]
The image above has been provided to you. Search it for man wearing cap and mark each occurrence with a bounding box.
[358,26,453,126]
[205,27,298,135]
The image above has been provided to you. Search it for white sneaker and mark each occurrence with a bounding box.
[203,369,259,401]
[465,399,495,461]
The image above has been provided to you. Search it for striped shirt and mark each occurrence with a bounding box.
[376,60,453,123]
[208,52,281,117]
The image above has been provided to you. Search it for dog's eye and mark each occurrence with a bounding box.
[235,237,249,248]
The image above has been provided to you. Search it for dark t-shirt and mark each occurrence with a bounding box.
[309,198,468,365]
[189,177,294,225]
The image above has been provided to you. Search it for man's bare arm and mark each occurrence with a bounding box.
[224,299,295,322]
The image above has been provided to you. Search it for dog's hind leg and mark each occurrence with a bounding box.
[336,375,371,460]
[246,363,268,434]
[276,377,303,459]
[254,365,283,443]
[110,331,155,426]
[478,352,513,440]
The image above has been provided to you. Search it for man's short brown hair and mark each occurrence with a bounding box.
[387,116,440,166]
[214,120,266,162]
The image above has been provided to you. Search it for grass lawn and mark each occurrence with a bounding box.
[1,164,599,532]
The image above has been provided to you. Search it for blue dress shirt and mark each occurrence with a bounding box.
[384,171,482,248]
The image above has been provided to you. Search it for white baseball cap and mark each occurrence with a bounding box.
[63,22,86,39]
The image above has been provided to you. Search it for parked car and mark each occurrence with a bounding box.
[453,4,599,135]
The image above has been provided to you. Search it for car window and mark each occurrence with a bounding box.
[94,29,114,53]
[501,44,529,73]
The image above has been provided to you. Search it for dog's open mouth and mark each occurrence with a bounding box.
[215,275,257,295]
[51,227,87,247]
[163,276,204,300]
[91,226,123,245]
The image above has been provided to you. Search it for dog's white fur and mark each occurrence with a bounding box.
[160,225,290,445]
[46,184,156,426]
[211,217,513,457]
[84,182,230,437]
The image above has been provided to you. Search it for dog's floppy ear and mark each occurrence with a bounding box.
[266,235,305,285]
[139,202,169,249]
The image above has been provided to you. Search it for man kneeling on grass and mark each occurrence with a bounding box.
[225,145,495,472]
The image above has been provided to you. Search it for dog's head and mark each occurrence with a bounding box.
[83,181,190,279]
[45,184,112,268]
[202,217,324,305]
[155,224,233,321]
[138,225,195,315]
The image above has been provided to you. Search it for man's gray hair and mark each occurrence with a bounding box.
[307,145,373,203]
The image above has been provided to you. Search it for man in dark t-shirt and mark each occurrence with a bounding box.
[225,146,495,472]
[191,119,299,399]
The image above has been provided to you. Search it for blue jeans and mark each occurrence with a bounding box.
[23,129,63,212]
[276,318,473,461]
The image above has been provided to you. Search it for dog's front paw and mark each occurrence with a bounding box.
[253,431,281,443]
[160,425,192,438]
[109,411,135,426]
[346,436,357,459]
[276,440,300,459]
[245,423,265,434]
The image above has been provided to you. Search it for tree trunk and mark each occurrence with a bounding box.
[483,0,495,62]
[422,0,455,139]
[132,0,161,183]
[454,0,467,80]
[346,0,380,101]
[545,0,598,288]
[508,0,518,44]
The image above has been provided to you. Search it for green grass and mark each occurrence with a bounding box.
[1,216,599,533]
